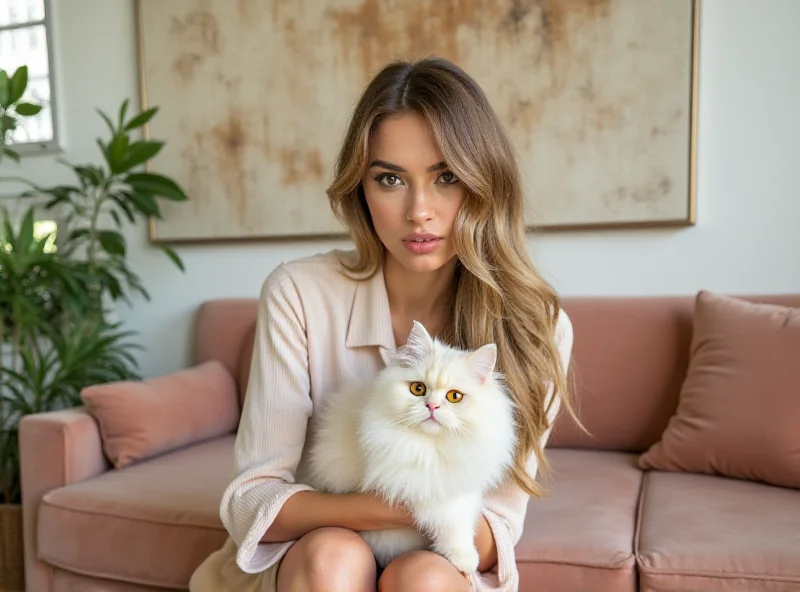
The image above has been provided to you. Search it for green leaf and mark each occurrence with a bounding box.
[97,267,125,300]
[126,191,161,218]
[0,70,9,107]
[96,108,115,136]
[124,107,158,131]
[43,194,70,209]
[97,138,111,169]
[109,193,136,223]
[158,243,185,271]
[117,265,151,301]
[109,209,122,228]
[2,114,17,133]
[98,230,126,256]
[18,207,35,254]
[33,185,80,209]
[68,228,90,242]
[114,141,163,173]
[126,172,187,201]
[117,99,129,130]
[1,212,15,249]
[14,102,42,116]
[2,147,20,162]
[108,133,130,172]
[73,165,105,188]
[32,234,49,256]
[9,65,28,105]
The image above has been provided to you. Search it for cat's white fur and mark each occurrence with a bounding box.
[306,321,517,574]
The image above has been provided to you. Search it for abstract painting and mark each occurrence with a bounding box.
[136,0,699,243]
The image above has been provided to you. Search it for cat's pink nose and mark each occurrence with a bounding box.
[427,403,440,412]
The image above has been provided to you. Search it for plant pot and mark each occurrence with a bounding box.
[0,503,24,591]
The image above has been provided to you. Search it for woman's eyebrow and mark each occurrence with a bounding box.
[368,160,449,173]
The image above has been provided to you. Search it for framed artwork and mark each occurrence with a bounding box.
[135,0,699,243]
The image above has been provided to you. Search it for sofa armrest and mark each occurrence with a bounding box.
[19,407,109,592]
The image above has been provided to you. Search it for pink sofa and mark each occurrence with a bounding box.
[19,294,800,591]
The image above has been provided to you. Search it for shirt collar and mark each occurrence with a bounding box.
[345,262,397,354]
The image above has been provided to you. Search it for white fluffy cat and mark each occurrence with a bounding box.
[306,321,517,574]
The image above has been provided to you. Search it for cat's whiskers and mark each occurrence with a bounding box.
[393,409,419,430]
[445,422,473,440]
[386,414,414,445]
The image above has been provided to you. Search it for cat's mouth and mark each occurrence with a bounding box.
[418,416,443,434]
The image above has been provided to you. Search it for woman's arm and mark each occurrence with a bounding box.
[262,490,413,543]
[219,267,319,572]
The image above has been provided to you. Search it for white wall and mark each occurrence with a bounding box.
[7,0,800,378]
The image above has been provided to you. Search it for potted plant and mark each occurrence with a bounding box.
[0,64,48,590]
[0,65,189,590]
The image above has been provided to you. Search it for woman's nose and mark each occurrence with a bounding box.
[406,188,433,224]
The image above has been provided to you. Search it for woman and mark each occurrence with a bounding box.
[190,56,575,592]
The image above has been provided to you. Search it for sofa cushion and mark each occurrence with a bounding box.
[38,435,233,590]
[516,449,642,592]
[637,470,800,591]
[81,361,240,469]
[639,290,800,488]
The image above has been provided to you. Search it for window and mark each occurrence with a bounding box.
[0,0,57,152]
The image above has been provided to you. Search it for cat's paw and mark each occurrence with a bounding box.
[442,544,480,574]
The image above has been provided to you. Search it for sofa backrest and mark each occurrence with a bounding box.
[194,298,258,410]
[193,293,800,453]
[550,293,800,452]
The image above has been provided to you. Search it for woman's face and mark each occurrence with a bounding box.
[362,111,466,275]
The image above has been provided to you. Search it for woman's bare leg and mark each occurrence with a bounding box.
[277,527,377,592]
[378,550,471,592]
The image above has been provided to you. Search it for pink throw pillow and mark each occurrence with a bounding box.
[81,360,240,469]
[639,290,800,489]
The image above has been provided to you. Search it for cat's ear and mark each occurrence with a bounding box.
[468,343,497,383]
[405,321,434,358]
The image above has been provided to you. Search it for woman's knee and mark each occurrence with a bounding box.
[278,527,376,591]
[378,550,470,592]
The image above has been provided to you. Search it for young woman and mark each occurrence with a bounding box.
[190,56,575,592]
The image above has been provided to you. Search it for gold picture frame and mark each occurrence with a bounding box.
[135,0,700,244]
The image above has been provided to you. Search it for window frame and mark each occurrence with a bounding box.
[0,0,59,155]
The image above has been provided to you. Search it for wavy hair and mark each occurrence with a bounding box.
[326,57,579,496]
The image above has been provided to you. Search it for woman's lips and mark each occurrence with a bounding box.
[402,237,443,255]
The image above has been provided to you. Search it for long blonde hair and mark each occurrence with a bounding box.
[326,57,578,496]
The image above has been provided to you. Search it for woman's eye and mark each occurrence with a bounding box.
[409,381,427,397]
[446,390,464,403]
[437,171,458,184]
[376,173,403,187]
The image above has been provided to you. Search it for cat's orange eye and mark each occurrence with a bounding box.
[446,390,464,403]
[409,381,427,397]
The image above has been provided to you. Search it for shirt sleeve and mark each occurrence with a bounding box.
[218,265,316,573]
[475,309,575,590]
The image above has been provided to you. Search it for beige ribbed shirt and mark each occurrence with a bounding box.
[219,249,573,591]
